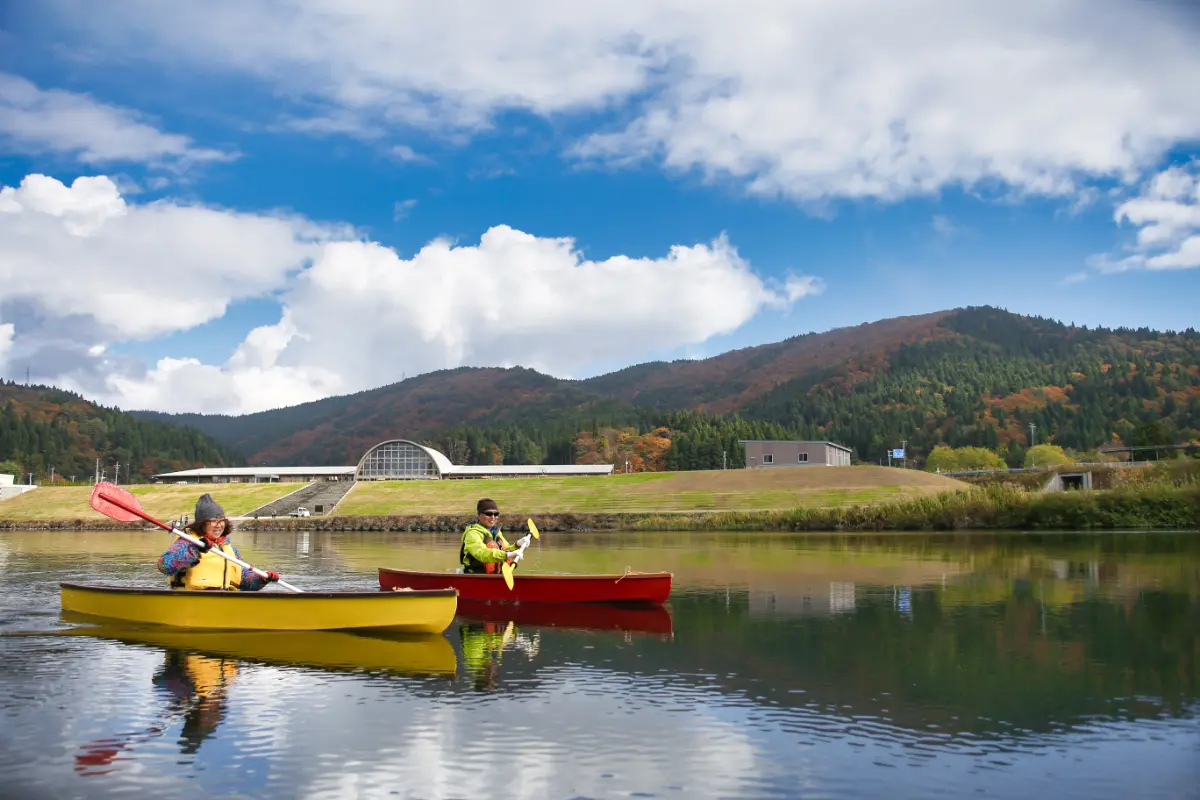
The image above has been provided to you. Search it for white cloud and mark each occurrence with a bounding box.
[0,73,234,166]
[1092,162,1200,272]
[2,173,815,413]
[0,174,334,339]
[0,323,14,367]
[391,145,430,163]
[392,198,417,220]
[50,0,1200,202]
[931,215,960,241]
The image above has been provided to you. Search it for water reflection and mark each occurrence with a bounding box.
[0,529,1195,799]
[75,649,237,775]
[58,622,459,676]
[455,599,674,637]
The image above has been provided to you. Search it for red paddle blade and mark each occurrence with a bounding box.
[89,482,146,524]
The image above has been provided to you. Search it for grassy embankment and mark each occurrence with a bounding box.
[335,465,963,515]
[1,465,1196,531]
[629,483,1199,532]
[0,467,960,528]
[0,483,299,523]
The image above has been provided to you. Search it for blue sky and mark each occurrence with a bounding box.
[1,1,1198,414]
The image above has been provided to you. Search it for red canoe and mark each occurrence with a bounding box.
[378,567,672,605]
[455,599,674,636]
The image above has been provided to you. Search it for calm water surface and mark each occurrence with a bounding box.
[0,529,1196,799]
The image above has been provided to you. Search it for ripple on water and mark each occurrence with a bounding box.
[2,529,1199,799]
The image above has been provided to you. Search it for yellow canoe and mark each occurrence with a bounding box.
[60,583,458,634]
[57,622,458,676]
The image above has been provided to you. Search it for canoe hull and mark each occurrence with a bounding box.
[60,583,458,634]
[378,568,672,605]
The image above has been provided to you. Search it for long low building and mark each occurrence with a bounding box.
[153,438,614,483]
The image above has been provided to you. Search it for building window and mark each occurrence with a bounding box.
[798,453,809,463]
[356,441,440,480]
[762,454,774,464]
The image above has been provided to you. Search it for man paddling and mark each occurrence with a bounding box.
[459,498,530,574]
[158,494,281,591]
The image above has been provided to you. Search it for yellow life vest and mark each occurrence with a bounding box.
[170,542,243,591]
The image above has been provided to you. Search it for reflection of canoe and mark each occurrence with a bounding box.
[57,621,458,676]
[456,599,673,636]
[60,583,458,633]
[378,568,672,605]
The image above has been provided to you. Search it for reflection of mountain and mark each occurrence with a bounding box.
[441,587,1198,749]
[680,589,1198,738]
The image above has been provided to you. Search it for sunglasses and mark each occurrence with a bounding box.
[480,510,500,517]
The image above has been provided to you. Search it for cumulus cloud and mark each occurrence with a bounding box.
[392,198,417,220]
[46,0,1200,202]
[1090,162,1200,272]
[1,173,816,413]
[390,145,430,163]
[0,73,234,166]
[0,174,334,339]
[0,323,14,368]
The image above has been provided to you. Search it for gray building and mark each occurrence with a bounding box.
[738,440,853,468]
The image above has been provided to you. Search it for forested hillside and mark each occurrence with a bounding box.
[0,382,245,483]
[128,307,1200,471]
[741,307,1200,466]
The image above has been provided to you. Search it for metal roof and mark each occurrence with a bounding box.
[153,466,356,478]
[153,463,613,479]
[448,464,614,476]
[737,440,853,452]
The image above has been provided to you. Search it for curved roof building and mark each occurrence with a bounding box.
[355,439,455,481]
[154,438,614,482]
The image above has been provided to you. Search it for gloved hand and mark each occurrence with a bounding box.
[515,534,531,549]
[194,538,212,553]
[264,571,280,583]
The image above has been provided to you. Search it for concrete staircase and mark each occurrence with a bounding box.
[246,480,356,518]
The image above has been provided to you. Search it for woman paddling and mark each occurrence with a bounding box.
[459,498,530,574]
[158,493,281,591]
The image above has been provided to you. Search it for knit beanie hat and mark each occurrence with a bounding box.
[195,493,225,523]
[477,498,499,514]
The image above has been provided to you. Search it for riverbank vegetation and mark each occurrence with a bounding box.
[628,483,1199,532]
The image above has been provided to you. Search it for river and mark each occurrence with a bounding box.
[0,529,1196,799]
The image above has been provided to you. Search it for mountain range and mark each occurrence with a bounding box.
[125,306,1200,470]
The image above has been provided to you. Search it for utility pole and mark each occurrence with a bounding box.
[49,467,54,484]
[95,457,100,484]
[1028,423,1037,467]
[723,450,727,470]
[114,461,120,485]
[901,439,907,469]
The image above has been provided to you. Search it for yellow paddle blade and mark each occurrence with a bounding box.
[501,561,515,590]
[527,518,540,539]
